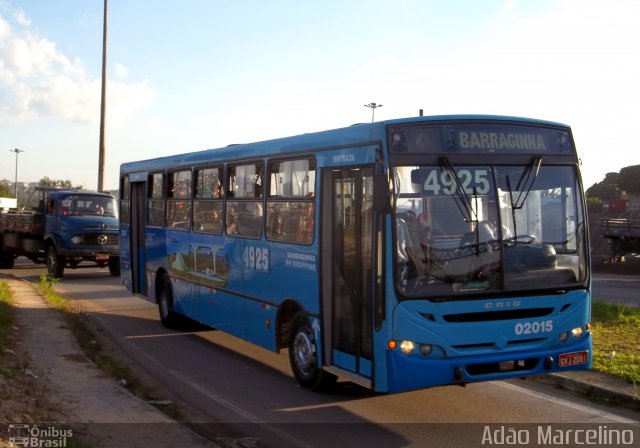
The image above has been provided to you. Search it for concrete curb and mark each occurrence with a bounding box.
[532,370,639,411]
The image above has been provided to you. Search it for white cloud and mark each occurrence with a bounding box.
[0,12,153,126]
[114,62,128,78]
[12,8,30,26]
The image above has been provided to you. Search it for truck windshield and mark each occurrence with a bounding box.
[394,164,587,298]
[60,195,118,218]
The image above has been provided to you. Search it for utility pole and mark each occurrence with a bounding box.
[364,102,383,123]
[10,148,24,198]
[97,0,108,191]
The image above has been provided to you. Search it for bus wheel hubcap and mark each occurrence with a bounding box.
[293,330,315,375]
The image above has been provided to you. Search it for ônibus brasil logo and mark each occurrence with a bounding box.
[7,424,73,447]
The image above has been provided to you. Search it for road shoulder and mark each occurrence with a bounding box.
[1,276,219,447]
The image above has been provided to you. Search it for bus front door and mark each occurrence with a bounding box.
[322,167,374,384]
[130,181,146,295]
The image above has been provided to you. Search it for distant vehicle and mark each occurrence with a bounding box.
[0,187,120,277]
[119,115,591,393]
[600,214,640,261]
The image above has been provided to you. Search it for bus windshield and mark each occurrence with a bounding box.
[394,163,588,298]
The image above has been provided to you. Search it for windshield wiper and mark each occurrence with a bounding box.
[439,156,478,224]
[508,156,542,210]
[439,157,486,255]
[506,156,542,239]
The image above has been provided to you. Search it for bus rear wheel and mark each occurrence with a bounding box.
[288,312,337,392]
[158,274,181,329]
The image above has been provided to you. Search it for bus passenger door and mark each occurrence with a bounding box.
[322,167,374,383]
[130,182,146,295]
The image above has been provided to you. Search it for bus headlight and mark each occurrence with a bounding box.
[400,340,415,355]
[71,236,82,244]
[571,326,584,339]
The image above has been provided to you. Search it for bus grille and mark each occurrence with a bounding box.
[443,307,554,323]
[452,338,545,350]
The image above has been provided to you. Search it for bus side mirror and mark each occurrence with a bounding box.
[374,168,393,214]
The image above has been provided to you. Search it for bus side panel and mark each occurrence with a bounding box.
[211,237,247,339]
[165,228,192,315]
[241,241,319,351]
[194,286,247,336]
[144,226,166,302]
[244,241,320,313]
[245,300,278,351]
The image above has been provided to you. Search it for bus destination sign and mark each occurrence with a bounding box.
[388,123,574,155]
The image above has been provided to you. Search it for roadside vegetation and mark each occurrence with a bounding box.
[590,300,640,386]
[37,275,180,419]
[0,282,13,358]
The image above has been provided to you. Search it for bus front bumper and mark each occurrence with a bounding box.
[385,334,592,393]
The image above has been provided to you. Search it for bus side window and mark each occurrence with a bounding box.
[194,167,223,234]
[266,158,315,244]
[226,162,264,238]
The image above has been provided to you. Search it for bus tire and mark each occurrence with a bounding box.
[288,312,337,392]
[108,256,120,276]
[46,246,65,278]
[158,274,181,329]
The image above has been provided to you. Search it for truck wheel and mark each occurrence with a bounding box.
[108,256,120,276]
[46,246,65,278]
[158,274,181,329]
[0,253,15,269]
[288,312,337,391]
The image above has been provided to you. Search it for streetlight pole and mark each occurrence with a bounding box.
[364,102,383,123]
[10,148,24,198]
[98,0,108,191]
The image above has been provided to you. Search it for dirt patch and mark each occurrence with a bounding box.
[0,324,65,424]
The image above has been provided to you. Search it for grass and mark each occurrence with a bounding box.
[0,281,13,358]
[590,300,640,386]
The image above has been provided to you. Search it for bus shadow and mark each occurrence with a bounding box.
[83,310,413,447]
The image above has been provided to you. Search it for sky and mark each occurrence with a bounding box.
[0,0,639,191]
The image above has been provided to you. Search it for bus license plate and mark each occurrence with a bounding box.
[96,253,109,261]
[558,351,588,367]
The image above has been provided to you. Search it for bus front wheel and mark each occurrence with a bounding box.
[158,274,181,329]
[288,312,336,392]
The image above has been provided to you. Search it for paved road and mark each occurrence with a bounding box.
[6,262,639,447]
[592,273,640,308]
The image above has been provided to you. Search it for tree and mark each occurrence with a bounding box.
[618,165,640,194]
[586,172,620,201]
[38,177,83,190]
[0,184,12,198]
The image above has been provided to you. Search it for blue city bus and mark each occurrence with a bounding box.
[119,115,591,393]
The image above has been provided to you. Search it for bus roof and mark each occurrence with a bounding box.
[120,114,571,174]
